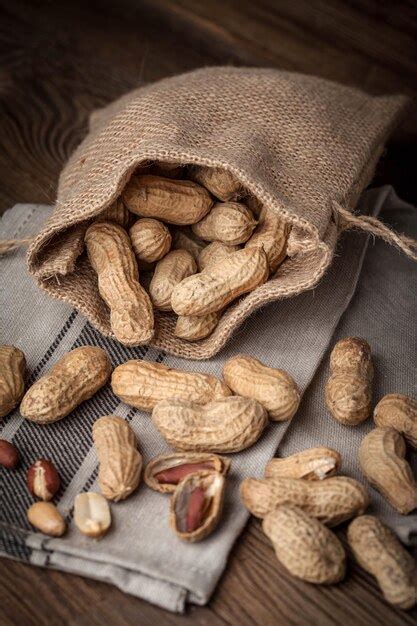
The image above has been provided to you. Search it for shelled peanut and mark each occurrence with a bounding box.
[74,492,111,538]
[27,502,66,537]
[27,459,60,501]
[0,439,19,468]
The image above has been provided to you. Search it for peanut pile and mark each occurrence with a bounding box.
[83,164,291,346]
[0,337,416,609]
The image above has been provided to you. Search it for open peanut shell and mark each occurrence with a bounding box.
[145,453,231,494]
[170,470,225,542]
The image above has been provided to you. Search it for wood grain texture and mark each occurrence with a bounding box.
[0,1,416,624]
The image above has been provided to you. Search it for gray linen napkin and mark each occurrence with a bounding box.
[0,186,415,612]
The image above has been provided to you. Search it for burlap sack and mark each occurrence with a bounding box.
[26,67,412,359]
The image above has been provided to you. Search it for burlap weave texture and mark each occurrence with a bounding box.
[26,67,408,358]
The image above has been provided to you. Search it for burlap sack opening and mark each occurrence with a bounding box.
[26,67,410,359]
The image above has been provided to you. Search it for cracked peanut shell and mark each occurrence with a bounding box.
[145,452,230,493]
[170,470,226,542]
[265,447,341,481]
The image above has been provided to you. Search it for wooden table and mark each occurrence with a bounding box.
[0,1,416,624]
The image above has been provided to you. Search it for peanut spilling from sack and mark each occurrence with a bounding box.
[192,202,257,245]
[0,345,26,418]
[149,249,197,311]
[20,346,111,423]
[77,165,296,346]
[93,416,142,502]
[245,207,290,273]
[325,337,373,425]
[129,218,172,264]
[223,354,300,422]
[359,427,417,514]
[171,247,269,316]
[348,515,417,610]
[123,175,213,225]
[191,166,242,202]
[85,221,154,346]
[111,360,231,411]
[197,241,239,271]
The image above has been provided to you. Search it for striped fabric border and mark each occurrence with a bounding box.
[0,313,165,560]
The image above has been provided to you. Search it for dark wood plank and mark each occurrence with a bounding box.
[1,1,416,624]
